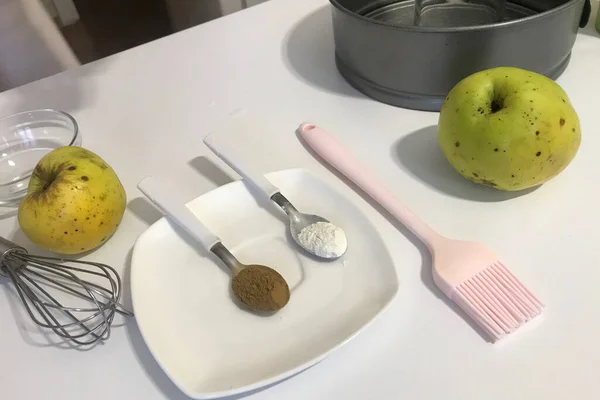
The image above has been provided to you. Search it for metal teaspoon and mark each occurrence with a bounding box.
[203,126,347,260]
[138,176,290,313]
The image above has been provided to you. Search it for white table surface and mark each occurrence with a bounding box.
[1,0,600,398]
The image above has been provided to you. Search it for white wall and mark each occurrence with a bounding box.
[0,0,79,91]
[40,0,57,17]
[40,0,79,26]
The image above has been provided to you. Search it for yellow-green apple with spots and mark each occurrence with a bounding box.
[18,146,126,254]
[438,66,581,191]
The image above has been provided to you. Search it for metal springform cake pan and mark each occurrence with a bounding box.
[330,0,591,111]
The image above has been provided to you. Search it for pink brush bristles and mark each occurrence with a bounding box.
[453,262,543,340]
[298,123,544,341]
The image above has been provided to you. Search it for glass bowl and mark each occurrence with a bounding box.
[0,109,80,206]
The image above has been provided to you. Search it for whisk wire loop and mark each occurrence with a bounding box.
[0,238,133,346]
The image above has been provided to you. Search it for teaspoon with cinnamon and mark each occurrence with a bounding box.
[137,176,290,313]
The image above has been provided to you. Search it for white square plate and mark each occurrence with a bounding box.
[131,168,399,399]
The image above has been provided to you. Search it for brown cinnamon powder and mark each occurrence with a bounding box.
[232,265,290,312]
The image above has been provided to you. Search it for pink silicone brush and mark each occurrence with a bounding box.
[298,123,543,341]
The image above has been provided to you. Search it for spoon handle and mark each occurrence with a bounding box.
[137,176,221,252]
[203,128,280,201]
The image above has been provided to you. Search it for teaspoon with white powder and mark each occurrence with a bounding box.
[204,129,347,260]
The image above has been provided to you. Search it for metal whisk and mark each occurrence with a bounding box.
[0,236,133,346]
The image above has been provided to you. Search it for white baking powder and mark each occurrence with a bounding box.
[297,221,347,258]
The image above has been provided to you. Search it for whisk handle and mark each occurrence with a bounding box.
[0,236,25,260]
[137,176,221,252]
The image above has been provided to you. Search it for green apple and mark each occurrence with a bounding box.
[18,146,126,254]
[438,66,581,191]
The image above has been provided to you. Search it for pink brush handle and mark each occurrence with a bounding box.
[298,123,443,249]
